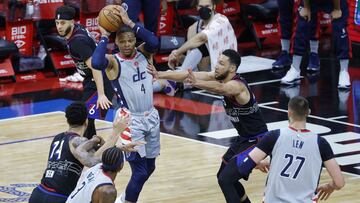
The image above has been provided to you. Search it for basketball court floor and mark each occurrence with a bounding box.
[1,51,360,202]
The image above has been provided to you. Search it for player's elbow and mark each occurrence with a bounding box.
[91,57,108,71]
[144,35,159,53]
[198,33,208,44]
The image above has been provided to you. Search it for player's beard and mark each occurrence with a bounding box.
[59,25,72,37]
[215,70,229,81]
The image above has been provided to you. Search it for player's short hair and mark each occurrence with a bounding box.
[116,25,134,37]
[55,5,76,20]
[192,0,221,7]
[222,49,241,70]
[102,147,124,172]
[288,96,310,120]
[65,102,87,127]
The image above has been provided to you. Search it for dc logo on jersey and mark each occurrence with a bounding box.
[133,68,146,82]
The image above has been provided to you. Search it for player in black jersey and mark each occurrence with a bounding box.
[29,102,139,203]
[54,6,114,139]
[148,49,268,203]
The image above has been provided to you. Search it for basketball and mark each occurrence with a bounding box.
[98,5,123,32]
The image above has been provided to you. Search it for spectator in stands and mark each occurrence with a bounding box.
[281,0,352,89]
[273,0,320,72]
[168,0,237,73]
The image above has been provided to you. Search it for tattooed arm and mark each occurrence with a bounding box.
[69,136,102,167]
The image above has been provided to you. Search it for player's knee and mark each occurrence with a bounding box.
[217,172,232,187]
[132,171,148,185]
[147,165,156,177]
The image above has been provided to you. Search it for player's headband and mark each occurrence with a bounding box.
[55,12,74,20]
[55,6,75,20]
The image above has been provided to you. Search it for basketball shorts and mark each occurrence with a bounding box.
[122,107,160,161]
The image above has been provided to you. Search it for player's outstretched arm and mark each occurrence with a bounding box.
[147,64,215,82]
[118,6,159,58]
[93,112,130,158]
[92,185,117,203]
[185,69,243,96]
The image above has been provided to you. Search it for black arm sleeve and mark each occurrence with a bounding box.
[256,129,280,155]
[69,38,95,61]
[318,136,335,162]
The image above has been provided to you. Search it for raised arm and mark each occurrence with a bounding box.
[118,6,159,58]
[69,113,131,167]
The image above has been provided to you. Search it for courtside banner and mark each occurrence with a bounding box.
[253,22,279,39]
[80,13,101,42]
[157,2,174,36]
[50,51,75,70]
[0,58,15,77]
[6,20,33,56]
[38,0,64,19]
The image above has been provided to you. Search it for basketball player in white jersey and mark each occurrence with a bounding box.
[66,147,124,203]
[91,6,160,203]
[236,96,345,202]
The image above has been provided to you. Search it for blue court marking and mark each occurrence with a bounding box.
[0,99,115,122]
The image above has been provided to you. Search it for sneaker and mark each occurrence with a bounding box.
[59,72,84,83]
[280,66,301,85]
[307,52,320,72]
[338,70,351,89]
[272,51,292,69]
[163,80,178,96]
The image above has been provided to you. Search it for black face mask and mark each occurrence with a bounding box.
[198,6,212,20]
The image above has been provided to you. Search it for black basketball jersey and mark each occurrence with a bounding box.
[66,24,97,79]
[40,132,84,196]
[223,74,268,137]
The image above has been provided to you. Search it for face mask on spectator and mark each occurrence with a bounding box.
[199,6,212,20]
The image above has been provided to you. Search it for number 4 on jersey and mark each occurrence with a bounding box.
[141,84,145,94]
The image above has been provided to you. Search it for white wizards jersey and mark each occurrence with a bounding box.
[264,127,323,203]
[111,50,154,113]
[66,163,113,203]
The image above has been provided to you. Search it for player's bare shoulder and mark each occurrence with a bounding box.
[69,136,88,148]
[93,184,117,203]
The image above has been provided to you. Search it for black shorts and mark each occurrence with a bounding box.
[82,76,113,102]
[222,132,267,163]
[28,186,67,203]
[82,76,114,119]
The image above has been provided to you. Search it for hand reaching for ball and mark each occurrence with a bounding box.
[98,24,111,37]
[117,6,134,28]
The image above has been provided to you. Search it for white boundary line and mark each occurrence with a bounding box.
[248,79,281,86]
[0,111,64,122]
[328,116,348,120]
[259,101,360,128]
[191,90,222,99]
